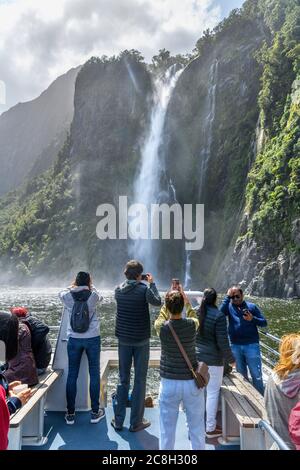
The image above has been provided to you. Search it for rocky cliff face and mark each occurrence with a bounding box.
[219,76,300,298]
[0,66,80,196]
[158,15,267,285]
[67,55,153,282]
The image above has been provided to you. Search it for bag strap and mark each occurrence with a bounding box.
[167,321,196,377]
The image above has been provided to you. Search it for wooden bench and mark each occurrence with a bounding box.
[220,372,269,450]
[8,368,63,450]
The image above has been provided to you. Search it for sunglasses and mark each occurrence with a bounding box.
[230,295,241,300]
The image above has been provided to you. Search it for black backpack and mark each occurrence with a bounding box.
[22,316,49,349]
[70,290,93,333]
[21,315,52,369]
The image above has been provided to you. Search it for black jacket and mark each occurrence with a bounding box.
[115,281,161,344]
[196,305,235,366]
[160,318,197,380]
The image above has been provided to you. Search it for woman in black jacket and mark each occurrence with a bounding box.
[196,288,235,438]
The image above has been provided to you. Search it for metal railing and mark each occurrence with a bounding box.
[258,420,290,450]
[260,330,281,369]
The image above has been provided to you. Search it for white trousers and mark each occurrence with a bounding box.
[159,378,205,450]
[206,365,224,432]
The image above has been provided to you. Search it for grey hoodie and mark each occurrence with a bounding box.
[264,370,300,449]
[59,286,102,339]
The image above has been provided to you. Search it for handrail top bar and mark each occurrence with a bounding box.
[258,420,290,450]
[260,341,280,356]
[259,330,281,343]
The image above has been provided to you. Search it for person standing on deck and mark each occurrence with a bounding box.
[112,260,161,432]
[220,286,267,395]
[154,288,205,450]
[196,288,235,438]
[59,271,103,425]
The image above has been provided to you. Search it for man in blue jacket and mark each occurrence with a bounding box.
[220,286,267,395]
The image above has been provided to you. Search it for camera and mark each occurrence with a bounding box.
[141,274,148,281]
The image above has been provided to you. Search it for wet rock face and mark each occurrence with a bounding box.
[159,18,266,283]
[67,58,154,281]
[292,219,300,247]
[222,239,300,299]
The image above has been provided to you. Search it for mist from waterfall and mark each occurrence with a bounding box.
[130,66,182,277]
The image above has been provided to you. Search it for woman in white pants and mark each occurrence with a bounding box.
[196,288,235,438]
[155,288,205,450]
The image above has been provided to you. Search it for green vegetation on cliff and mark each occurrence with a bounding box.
[0,138,74,279]
[243,0,300,255]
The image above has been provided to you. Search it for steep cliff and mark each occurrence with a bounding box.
[158,6,267,284]
[0,66,80,196]
[217,0,300,298]
[0,53,153,283]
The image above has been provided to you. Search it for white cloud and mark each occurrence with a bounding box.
[0,0,222,111]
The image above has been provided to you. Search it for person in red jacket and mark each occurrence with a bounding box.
[289,401,300,450]
[0,385,9,451]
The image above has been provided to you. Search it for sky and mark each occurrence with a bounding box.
[0,0,244,113]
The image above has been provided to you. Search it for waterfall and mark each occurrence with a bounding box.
[198,59,219,198]
[169,177,191,289]
[130,66,182,275]
[184,251,192,289]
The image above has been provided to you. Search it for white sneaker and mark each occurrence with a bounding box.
[65,413,75,425]
[90,408,105,423]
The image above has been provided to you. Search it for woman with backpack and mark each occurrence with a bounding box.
[59,271,104,425]
[196,288,235,438]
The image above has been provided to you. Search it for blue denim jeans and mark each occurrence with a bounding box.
[66,336,101,414]
[231,343,264,395]
[113,340,150,428]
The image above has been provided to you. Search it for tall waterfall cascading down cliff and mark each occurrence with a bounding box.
[130,66,182,277]
[198,59,219,199]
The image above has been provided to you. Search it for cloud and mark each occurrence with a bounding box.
[0,0,223,112]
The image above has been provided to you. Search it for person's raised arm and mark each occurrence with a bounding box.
[180,286,199,330]
[251,304,267,327]
[145,274,161,306]
[154,304,169,336]
[219,288,232,316]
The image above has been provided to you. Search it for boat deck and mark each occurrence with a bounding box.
[23,407,239,451]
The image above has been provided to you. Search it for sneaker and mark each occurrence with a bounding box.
[129,418,151,432]
[111,418,123,431]
[65,413,75,425]
[206,427,222,438]
[90,408,105,423]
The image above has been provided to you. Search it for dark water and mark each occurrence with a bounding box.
[0,287,299,342]
[1,288,299,400]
